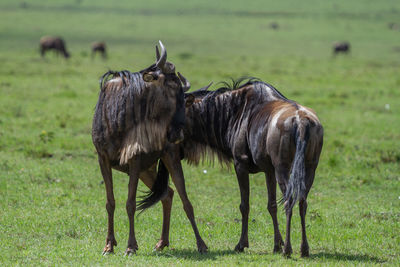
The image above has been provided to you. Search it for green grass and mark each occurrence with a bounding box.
[1,0,399,266]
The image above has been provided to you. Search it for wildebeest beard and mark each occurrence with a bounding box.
[92,69,182,165]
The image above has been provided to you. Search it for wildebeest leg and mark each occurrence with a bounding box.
[139,166,174,251]
[275,167,292,257]
[234,163,250,252]
[155,187,174,250]
[283,206,293,257]
[98,155,117,255]
[299,166,316,257]
[125,158,140,256]
[161,150,208,253]
[265,168,284,253]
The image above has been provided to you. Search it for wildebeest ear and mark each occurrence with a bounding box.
[185,94,195,107]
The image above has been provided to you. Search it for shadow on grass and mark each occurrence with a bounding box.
[310,252,386,263]
[156,248,237,261]
[156,249,386,263]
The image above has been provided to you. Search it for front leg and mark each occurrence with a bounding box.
[234,161,250,252]
[162,146,208,253]
[125,158,140,256]
[98,155,117,255]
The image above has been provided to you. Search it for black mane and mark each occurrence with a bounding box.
[218,76,261,90]
[188,77,289,102]
[99,70,132,89]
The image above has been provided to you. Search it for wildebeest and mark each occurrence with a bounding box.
[39,36,70,58]
[92,41,207,255]
[91,42,107,59]
[333,41,350,55]
[140,78,323,257]
[388,22,399,30]
[269,22,279,30]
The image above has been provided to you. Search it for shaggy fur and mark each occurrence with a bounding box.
[92,69,183,165]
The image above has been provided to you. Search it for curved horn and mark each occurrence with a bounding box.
[155,40,167,70]
[199,82,213,91]
[177,72,191,92]
[155,45,160,61]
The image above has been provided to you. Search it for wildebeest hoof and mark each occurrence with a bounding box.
[234,241,248,252]
[273,244,283,253]
[125,247,137,256]
[301,243,310,257]
[301,250,310,257]
[154,239,169,251]
[283,246,292,257]
[273,238,284,253]
[197,240,208,254]
[102,239,117,255]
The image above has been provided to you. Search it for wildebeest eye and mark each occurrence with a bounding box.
[143,72,156,82]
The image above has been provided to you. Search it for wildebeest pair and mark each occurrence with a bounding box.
[92,41,323,257]
[39,36,106,59]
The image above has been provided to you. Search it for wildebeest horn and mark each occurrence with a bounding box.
[155,40,167,71]
[199,82,213,91]
[177,72,191,92]
[156,45,160,61]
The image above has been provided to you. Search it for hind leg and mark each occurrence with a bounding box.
[140,166,174,251]
[299,166,316,257]
[265,166,284,253]
[275,166,293,257]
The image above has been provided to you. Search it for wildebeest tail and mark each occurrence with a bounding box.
[284,122,309,211]
[137,160,169,212]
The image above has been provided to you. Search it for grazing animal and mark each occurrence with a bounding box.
[269,22,279,30]
[39,36,70,58]
[333,41,350,55]
[91,42,107,59]
[388,22,399,30]
[92,41,207,255]
[141,78,323,257]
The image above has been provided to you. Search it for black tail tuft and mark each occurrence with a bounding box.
[283,124,309,211]
[137,160,169,213]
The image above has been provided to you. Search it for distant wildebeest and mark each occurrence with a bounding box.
[269,22,279,30]
[388,22,399,30]
[140,78,324,257]
[333,41,350,55]
[39,36,70,58]
[92,41,207,255]
[91,42,107,59]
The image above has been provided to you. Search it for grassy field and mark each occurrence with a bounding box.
[1,0,399,266]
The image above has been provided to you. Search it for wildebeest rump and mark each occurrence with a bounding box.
[39,36,70,58]
[333,41,350,55]
[92,41,207,255]
[141,78,323,257]
[91,41,107,59]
